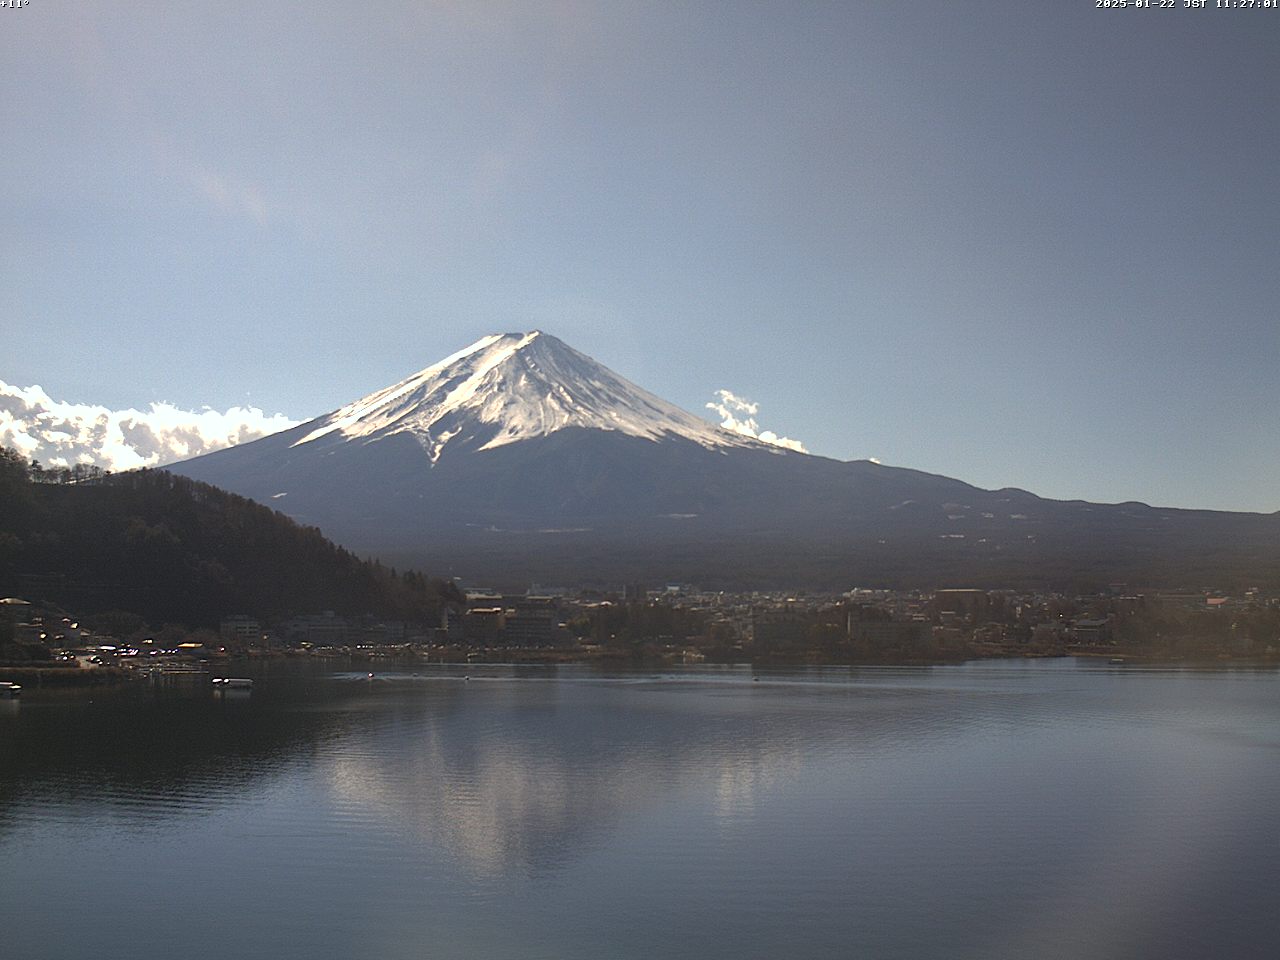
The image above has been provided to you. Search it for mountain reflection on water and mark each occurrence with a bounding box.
[3,661,1280,960]
[321,673,813,876]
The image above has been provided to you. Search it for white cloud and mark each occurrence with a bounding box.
[706,389,806,453]
[0,380,299,472]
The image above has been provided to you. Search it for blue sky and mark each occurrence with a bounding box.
[3,2,1277,510]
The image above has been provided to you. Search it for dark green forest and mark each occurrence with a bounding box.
[0,447,460,629]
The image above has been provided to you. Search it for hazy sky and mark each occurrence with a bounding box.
[4,2,1277,511]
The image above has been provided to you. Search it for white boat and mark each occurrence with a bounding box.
[212,677,253,690]
[0,681,21,697]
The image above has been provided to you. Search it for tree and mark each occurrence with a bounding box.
[0,446,32,516]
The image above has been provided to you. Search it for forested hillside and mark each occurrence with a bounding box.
[0,447,459,628]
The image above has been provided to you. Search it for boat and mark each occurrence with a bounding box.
[212,677,253,690]
[0,681,21,697]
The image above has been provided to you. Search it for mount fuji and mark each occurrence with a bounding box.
[171,332,1280,589]
[286,331,772,460]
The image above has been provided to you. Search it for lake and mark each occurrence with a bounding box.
[2,660,1279,959]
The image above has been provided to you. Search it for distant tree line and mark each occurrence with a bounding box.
[28,459,111,485]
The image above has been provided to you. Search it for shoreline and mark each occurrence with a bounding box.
[0,664,132,686]
[6,647,1277,687]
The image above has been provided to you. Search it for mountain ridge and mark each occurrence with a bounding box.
[170,332,1280,590]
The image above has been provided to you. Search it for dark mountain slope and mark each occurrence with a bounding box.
[0,448,458,627]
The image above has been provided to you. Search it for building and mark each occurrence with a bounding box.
[751,604,810,646]
[462,607,505,643]
[280,611,350,646]
[220,615,263,647]
[933,589,989,624]
[850,619,932,650]
[504,599,559,646]
[1071,618,1111,644]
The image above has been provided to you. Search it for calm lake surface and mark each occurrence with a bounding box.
[3,659,1279,960]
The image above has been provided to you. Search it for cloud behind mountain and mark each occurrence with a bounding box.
[0,380,298,471]
[706,389,806,453]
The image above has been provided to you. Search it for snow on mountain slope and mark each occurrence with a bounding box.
[292,331,777,462]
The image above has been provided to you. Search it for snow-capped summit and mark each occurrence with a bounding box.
[292,331,767,462]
